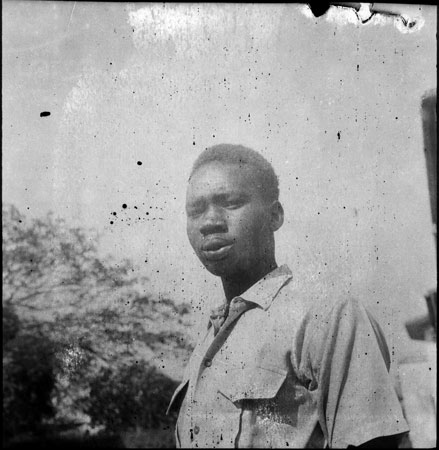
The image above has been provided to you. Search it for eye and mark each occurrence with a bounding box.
[186,203,205,218]
[187,207,203,218]
[224,199,243,209]
[218,196,247,211]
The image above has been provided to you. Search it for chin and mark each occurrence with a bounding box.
[202,260,231,277]
[198,255,238,277]
[202,259,252,280]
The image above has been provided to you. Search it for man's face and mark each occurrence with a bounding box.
[186,161,274,278]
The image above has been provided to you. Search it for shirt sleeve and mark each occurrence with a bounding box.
[305,297,409,448]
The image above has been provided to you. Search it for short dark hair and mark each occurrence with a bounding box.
[189,144,279,202]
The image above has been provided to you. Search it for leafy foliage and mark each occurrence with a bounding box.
[2,204,135,316]
[3,310,56,440]
[2,203,193,444]
[87,362,179,431]
[3,302,20,344]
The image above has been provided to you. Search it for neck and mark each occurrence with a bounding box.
[221,257,278,303]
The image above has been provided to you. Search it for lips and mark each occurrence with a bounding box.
[201,237,232,251]
[200,237,233,261]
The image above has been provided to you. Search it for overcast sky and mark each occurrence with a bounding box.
[3,2,437,352]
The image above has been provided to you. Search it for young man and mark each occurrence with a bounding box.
[167,144,409,448]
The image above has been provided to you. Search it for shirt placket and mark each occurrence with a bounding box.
[188,298,257,447]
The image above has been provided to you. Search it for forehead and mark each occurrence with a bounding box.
[187,162,259,199]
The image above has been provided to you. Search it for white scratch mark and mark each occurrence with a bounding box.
[67,1,76,32]
[300,3,425,33]
[300,4,315,20]
[357,4,372,23]
[326,5,359,26]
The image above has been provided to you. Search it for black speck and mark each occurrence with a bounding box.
[40,111,51,117]
[122,204,127,209]
[137,161,142,165]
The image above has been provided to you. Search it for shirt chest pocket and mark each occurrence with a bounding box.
[217,365,288,404]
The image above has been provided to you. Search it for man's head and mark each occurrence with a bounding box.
[186,144,284,279]
[189,144,280,203]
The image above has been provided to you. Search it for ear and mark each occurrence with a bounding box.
[269,200,284,232]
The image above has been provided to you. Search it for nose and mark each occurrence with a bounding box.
[199,205,227,237]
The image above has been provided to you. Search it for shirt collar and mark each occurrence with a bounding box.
[236,264,292,311]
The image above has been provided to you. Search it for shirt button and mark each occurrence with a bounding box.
[194,425,200,435]
[204,358,212,367]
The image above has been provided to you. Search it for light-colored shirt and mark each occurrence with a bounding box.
[167,265,409,448]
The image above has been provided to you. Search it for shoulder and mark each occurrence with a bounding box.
[273,280,387,351]
[272,277,370,330]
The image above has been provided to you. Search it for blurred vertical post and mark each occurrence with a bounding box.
[421,89,437,336]
[406,88,437,341]
[399,89,437,448]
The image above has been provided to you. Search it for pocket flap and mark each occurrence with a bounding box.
[219,366,287,403]
[166,379,189,415]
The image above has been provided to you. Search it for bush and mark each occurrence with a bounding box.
[3,325,56,441]
[2,205,191,445]
[87,362,179,432]
[3,303,20,344]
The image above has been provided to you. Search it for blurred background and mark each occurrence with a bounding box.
[2,2,436,447]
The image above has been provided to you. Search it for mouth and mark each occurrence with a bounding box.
[200,238,233,261]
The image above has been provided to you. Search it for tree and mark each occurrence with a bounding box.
[87,362,179,432]
[3,302,20,344]
[2,204,135,318]
[2,203,193,441]
[3,307,56,441]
